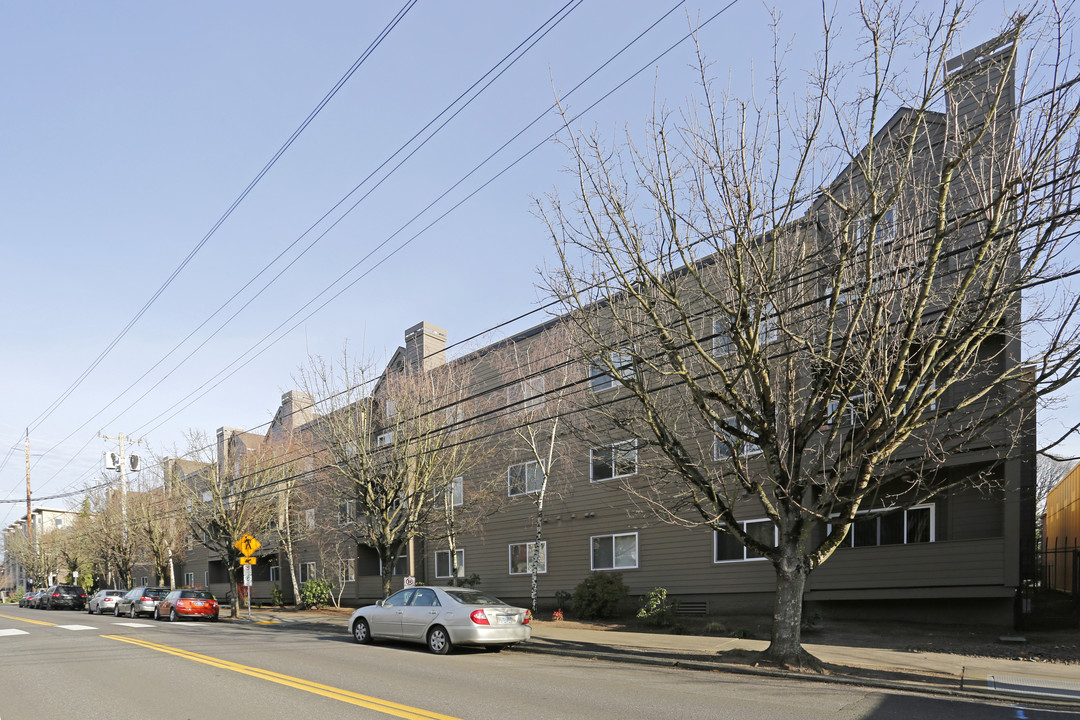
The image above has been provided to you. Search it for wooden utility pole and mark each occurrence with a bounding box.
[25,428,32,545]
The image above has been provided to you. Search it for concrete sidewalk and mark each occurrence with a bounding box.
[226,607,1080,708]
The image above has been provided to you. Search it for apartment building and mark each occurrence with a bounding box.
[169,35,1035,624]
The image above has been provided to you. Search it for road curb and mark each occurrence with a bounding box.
[512,640,1080,710]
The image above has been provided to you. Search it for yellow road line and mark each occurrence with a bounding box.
[103,635,461,720]
[255,620,281,624]
[0,613,56,627]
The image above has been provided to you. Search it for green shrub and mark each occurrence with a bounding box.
[571,572,628,619]
[704,621,728,635]
[636,587,678,627]
[554,590,572,609]
[271,585,287,607]
[299,578,333,609]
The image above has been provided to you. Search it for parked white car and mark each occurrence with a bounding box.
[348,587,531,654]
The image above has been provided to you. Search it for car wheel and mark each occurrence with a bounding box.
[88,605,94,615]
[129,605,137,619]
[352,618,371,644]
[153,607,160,621]
[427,626,452,655]
[210,614,218,623]
[170,609,179,623]
[114,604,120,617]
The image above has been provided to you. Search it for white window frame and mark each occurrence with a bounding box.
[340,558,356,583]
[590,440,638,482]
[269,565,280,583]
[713,418,762,459]
[384,398,397,420]
[831,504,936,548]
[339,499,356,525]
[298,561,316,584]
[508,376,546,412]
[303,508,316,530]
[204,571,209,588]
[590,532,639,571]
[711,317,735,357]
[446,476,464,507]
[507,460,543,497]
[509,541,547,575]
[435,549,466,579]
[713,519,777,563]
[184,572,194,587]
[588,350,634,393]
[376,431,394,447]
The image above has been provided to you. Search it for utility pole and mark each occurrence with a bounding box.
[25,428,32,546]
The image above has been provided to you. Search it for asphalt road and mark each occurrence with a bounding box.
[0,605,1073,720]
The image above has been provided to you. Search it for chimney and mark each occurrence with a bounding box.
[403,321,447,372]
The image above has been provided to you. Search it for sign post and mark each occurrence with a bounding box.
[234,535,261,621]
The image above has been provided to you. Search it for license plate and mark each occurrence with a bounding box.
[193,601,205,607]
[497,615,515,624]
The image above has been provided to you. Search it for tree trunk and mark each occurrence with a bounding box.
[228,572,239,618]
[530,511,542,613]
[762,555,821,671]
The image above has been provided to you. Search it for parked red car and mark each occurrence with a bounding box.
[154,589,219,622]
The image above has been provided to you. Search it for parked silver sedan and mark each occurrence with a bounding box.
[87,589,125,615]
[348,587,531,654]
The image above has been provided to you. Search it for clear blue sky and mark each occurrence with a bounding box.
[0,1,1042,529]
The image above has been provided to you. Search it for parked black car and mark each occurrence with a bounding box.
[39,584,88,610]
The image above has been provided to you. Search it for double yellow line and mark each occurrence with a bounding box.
[104,635,461,720]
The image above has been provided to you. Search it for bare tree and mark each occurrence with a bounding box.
[82,483,139,588]
[171,432,276,618]
[1036,454,1071,514]
[541,5,1080,669]
[297,346,481,598]
[492,322,580,611]
[130,472,186,588]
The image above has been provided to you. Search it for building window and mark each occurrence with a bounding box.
[590,440,638,481]
[384,399,397,420]
[376,431,394,447]
[54,517,64,528]
[303,508,316,530]
[759,301,779,344]
[591,533,638,570]
[714,519,776,562]
[269,565,280,583]
[204,571,209,588]
[184,572,194,587]
[339,500,356,525]
[589,350,634,392]
[509,541,547,575]
[140,576,148,586]
[378,554,410,576]
[508,376,546,412]
[436,476,464,507]
[435,549,465,578]
[713,418,762,459]
[340,559,356,583]
[508,460,543,496]
[298,562,316,584]
[839,504,936,548]
[711,318,735,357]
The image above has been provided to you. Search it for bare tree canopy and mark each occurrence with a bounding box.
[542,3,1080,669]
[297,341,484,598]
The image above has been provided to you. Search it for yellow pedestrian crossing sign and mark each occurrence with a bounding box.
[235,534,261,557]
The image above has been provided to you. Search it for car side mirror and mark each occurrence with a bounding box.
[375,600,383,607]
